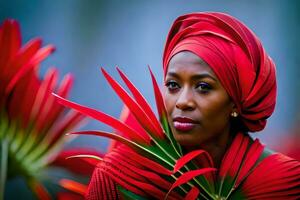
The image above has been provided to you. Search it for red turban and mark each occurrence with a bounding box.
[163,12,277,132]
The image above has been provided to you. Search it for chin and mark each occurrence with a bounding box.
[173,133,199,147]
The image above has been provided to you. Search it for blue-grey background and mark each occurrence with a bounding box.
[1,0,299,168]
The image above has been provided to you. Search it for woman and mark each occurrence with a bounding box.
[85,12,300,199]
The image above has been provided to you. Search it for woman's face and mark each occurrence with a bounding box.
[164,51,234,149]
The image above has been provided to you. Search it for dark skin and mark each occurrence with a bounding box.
[164,51,237,167]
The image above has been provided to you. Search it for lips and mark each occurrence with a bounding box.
[173,117,199,132]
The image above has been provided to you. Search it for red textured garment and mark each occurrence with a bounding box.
[85,134,300,199]
[85,164,121,200]
[163,12,277,132]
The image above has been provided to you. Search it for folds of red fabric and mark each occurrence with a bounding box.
[85,134,300,199]
[85,166,121,200]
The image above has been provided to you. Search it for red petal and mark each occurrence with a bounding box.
[34,68,59,132]
[22,110,84,166]
[101,68,163,139]
[45,110,84,148]
[148,66,168,120]
[59,179,87,195]
[66,154,102,165]
[184,186,200,200]
[117,145,172,175]
[41,73,74,133]
[5,45,55,94]
[108,105,150,151]
[3,38,41,88]
[68,131,144,154]
[0,19,21,107]
[56,73,74,98]
[53,93,150,145]
[174,150,213,173]
[0,19,21,72]
[116,67,164,138]
[7,68,36,120]
[19,70,40,128]
[168,168,216,194]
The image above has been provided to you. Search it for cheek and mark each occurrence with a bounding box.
[199,94,232,124]
[163,91,175,115]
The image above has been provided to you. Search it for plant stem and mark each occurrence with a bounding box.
[0,138,8,200]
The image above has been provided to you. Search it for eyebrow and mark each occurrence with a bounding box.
[166,72,217,82]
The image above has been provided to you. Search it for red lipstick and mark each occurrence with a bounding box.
[173,117,199,132]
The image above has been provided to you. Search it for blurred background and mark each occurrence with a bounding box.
[1,0,299,166]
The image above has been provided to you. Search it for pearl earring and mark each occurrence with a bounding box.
[231,111,238,117]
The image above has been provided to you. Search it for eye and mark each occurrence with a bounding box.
[196,82,212,93]
[165,80,180,92]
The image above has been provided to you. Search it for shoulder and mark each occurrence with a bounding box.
[226,133,300,198]
[254,151,300,176]
[242,152,300,199]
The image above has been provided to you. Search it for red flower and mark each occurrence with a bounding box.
[0,19,99,199]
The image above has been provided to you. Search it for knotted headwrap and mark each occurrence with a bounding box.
[163,12,277,132]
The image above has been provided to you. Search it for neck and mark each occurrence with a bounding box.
[202,140,230,168]
[183,130,234,168]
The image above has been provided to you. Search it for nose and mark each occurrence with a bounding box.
[175,86,196,111]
